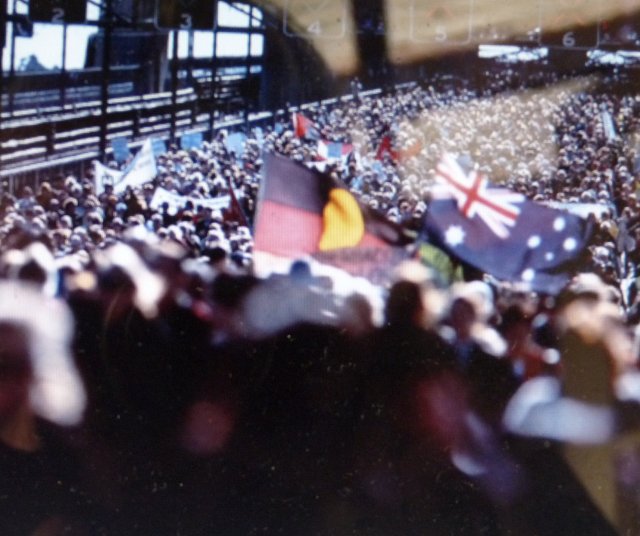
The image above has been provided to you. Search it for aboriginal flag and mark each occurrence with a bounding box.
[254,153,414,284]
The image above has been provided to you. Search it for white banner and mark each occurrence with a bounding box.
[544,201,612,220]
[93,161,123,196]
[602,111,617,141]
[94,138,157,195]
[114,138,157,194]
[149,187,230,215]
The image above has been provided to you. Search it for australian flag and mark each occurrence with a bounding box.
[317,139,354,161]
[423,154,593,293]
[292,112,321,140]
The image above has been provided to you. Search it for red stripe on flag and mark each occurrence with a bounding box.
[360,232,390,249]
[254,200,323,257]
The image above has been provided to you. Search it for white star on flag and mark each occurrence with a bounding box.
[435,153,524,239]
[445,225,465,247]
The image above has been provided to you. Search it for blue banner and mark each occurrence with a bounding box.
[152,138,167,157]
[180,132,204,150]
[111,137,130,163]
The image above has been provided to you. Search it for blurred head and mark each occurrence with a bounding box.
[0,283,85,427]
[385,280,424,327]
[447,297,476,340]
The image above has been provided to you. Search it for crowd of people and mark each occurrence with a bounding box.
[1,71,640,534]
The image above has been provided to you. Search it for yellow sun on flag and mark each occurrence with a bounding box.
[319,189,365,251]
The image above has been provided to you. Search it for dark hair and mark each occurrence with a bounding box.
[385,280,422,326]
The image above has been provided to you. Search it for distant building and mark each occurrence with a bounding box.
[18,55,47,72]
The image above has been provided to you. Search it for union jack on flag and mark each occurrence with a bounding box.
[435,153,524,239]
[317,140,354,161]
